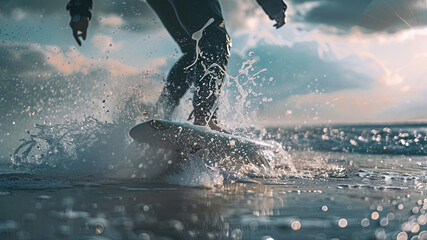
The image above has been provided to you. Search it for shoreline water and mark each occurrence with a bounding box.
[0,175,425,240]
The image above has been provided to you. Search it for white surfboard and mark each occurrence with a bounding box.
[129,120,274,168]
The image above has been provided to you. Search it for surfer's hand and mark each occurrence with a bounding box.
[273,10,286,29]
[69,15,89,46]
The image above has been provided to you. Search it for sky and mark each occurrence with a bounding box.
[1,0,427,155]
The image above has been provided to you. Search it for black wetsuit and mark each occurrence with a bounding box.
[66,0,287,125]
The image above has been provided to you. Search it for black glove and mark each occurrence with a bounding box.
[256,0,287,29]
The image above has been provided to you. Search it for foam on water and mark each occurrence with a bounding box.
[165,150,224,187]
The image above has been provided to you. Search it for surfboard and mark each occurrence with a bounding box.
[129,120,274,168]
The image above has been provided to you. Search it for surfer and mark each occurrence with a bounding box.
[67,0,287,132]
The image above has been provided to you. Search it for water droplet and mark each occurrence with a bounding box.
[419,231,427,240]
[371,211,379,220]
[418,215,427,225]
[396,232,408,240]
[138,233,150,240]
[170,219,184,232]
[231,228,242,239]
[95,223,104,234]
[249,222,259,231]
[338,218,347,228]
[413,206,420,214]
[361,218,370,227]
[380,217,388,227]
[262,236,274,240]
[291,220,301,230]
[375,229,387,240]
[411,223,420,233]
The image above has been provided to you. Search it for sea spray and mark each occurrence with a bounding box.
[11,47,297,182]
[166,150,224,187]
[217,57,269,131]
[113,141,180,179]
[13,117,130,175]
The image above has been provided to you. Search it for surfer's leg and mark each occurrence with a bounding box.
[167,0,231,130]
[192,28,231,129]
[147,0,195,119]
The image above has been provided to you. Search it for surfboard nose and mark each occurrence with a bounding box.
[129,120,172,142]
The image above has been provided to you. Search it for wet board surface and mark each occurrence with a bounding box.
[129,120,274,167]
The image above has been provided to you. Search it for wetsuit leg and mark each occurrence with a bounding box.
[192,30,231,125]
[147,0,196,119]
[171,0,232,125]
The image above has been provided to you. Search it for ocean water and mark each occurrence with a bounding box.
[0,122,426,240]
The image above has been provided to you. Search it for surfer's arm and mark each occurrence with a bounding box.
[66,0,93,46]
[256,0,287,29]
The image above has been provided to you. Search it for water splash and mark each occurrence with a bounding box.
[184,18,215,70]
[12,117,130,175]
[11,115,295,183]
[9,40,294,184]
[217,57,268,130]
[166,150,224,187]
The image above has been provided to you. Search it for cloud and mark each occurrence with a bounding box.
[221,0,267,33]
[220,39,391,126]
[358,0,427,33]
[0,41,165,141]
[0,0,158,32]
[1,0,425,35]
[245,26,427,125]
[0,41,167,105]
[272,74,427,124]
[279,87,401,123]
[91,34,124,53]
[291,0,371,30]
[43,46,140,77]
[0,42,53,78]
[99,15,125,27]
[228,41,380,98]
[0,0,64,17]
[289,0,427,34]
